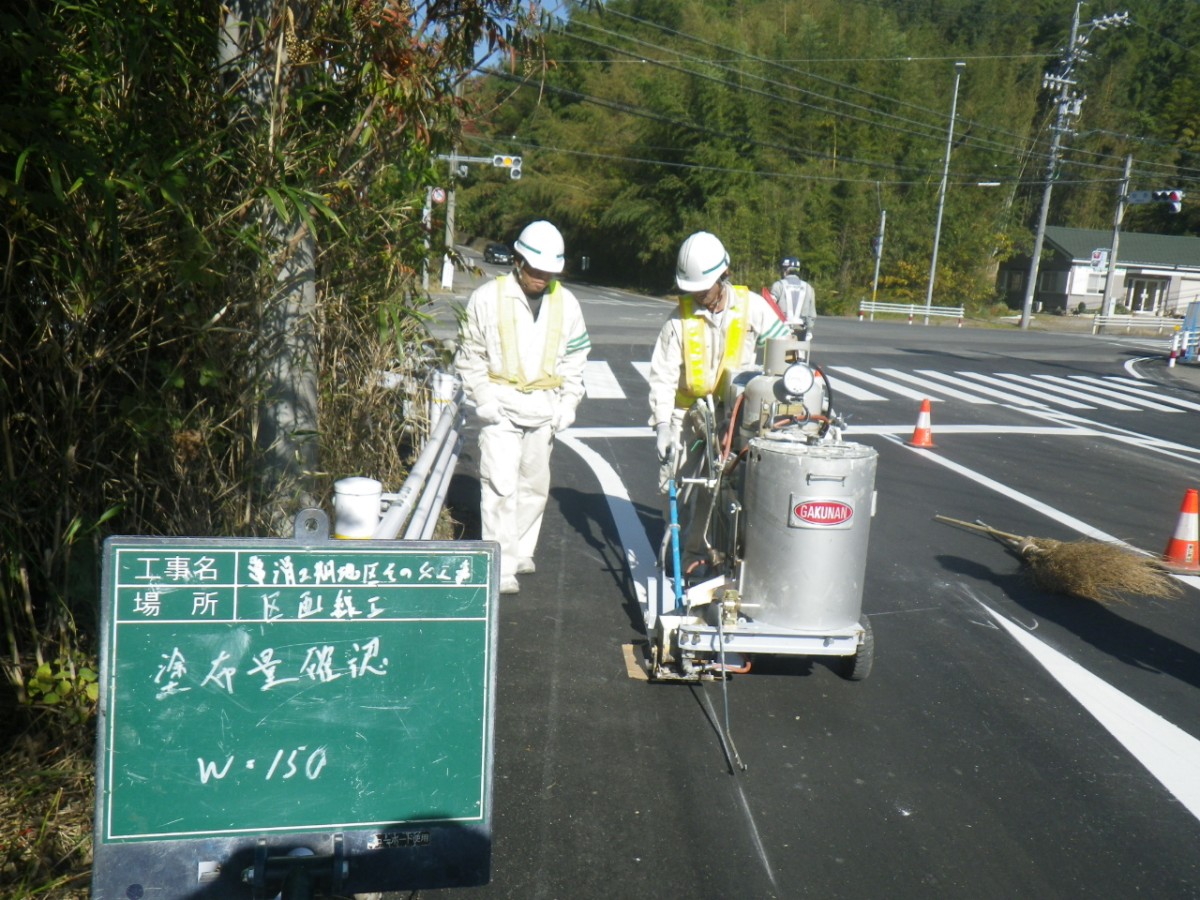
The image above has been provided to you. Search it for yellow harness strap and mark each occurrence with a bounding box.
[490,275,564,392]
[675,287,749,408]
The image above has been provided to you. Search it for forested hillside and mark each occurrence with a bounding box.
[456,0,1200,311]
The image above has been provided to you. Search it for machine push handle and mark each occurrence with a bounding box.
[806,473,845,484]
[668,478,684,608]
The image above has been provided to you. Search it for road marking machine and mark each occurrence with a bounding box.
[644,331,878,685]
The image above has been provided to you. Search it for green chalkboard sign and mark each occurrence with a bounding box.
[92,510,498,898]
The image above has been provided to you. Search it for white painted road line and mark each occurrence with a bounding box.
[823,373,888,401]
[874,367,997,404]
[561,425,1200,826]
[1024,373,1142,411]
[554,433,657,621]
[584,360,626,399]
[979,596,1200,823]
[826,365,933,402]
[1077,376,1200,412]
[925,370,1047,407]
[581,362,1195,412]
[953,371,1095,409]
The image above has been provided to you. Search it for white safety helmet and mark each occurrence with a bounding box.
[675,231,729,292]
[514,220,565,274]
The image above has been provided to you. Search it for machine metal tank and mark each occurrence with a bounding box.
[739,439,877,631]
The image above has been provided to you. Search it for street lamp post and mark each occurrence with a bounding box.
[924,61,965,325]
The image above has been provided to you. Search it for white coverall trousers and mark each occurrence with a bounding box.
[478,418,555,578]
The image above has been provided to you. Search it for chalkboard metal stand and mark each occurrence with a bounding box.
[245,836,345,900]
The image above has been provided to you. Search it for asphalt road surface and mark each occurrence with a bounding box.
[407,258,1200,899]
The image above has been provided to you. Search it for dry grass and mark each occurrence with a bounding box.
[0,716,93,900]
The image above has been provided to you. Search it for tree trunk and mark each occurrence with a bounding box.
[221,1,320,529]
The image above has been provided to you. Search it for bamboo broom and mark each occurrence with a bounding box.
[934,515,1182,604]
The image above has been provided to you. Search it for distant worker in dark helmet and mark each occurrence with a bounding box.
[769,255,816,341]
[455,220,591,594]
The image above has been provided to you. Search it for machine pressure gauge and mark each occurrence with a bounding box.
[780,362,816,398]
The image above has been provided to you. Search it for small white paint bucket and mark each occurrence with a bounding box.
[333,476,383,539]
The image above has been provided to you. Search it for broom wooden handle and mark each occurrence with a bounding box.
[933,514,1024,544]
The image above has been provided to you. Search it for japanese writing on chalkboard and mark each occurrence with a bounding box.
[116,549,482,622]
[98,538,497,844]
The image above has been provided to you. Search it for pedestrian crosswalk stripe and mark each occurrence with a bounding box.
[580,361,1190,413]
[951,371,1095,409]
[915,370,1046,407]
[584,360,625,399]
[1053,375,1180,412]
[1023,374,1141,411]
[1079,376,1200,412]
[824,366,931,402]
[873,367,997,404]
[823,377,886,400]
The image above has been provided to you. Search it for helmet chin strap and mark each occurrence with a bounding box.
[515,260,547,314]
[696,279,728,313]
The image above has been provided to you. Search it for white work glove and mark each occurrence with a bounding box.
[655,423,674,464]
[553,405,576,433]
[474,401,505,425]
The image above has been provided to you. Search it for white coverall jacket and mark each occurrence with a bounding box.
[647,283,788,566]
[455,274,590,578]
[769,274,817,335]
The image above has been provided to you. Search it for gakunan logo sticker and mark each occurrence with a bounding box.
[794,500,854,526]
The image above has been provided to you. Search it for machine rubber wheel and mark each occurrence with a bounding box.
[838,614,874,681]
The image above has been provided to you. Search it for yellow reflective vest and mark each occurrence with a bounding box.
[675,285,750,408]
[487,275,564,392]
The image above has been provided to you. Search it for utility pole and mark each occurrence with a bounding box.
[925,61,965,324]
[440,80,465,291]
[441,148,458,290]
[1100,154,1133,317]
[871,209,886,303]
[1019,2,1130,329]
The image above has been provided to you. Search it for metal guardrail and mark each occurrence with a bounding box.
[372,372,465,540]
[1091,314,1181,335]
[858,300,964,325]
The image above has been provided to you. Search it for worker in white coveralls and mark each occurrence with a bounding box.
[768,255,816,340]
[455,220,591,594]
[647,231,789,572]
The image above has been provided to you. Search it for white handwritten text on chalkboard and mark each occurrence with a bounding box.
[197,746,329,784]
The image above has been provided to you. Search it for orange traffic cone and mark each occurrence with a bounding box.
[907,398,936,448]
[1162,489,1200,572]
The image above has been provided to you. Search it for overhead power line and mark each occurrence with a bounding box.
[475,1,1199,201]
[461,132,1124,190]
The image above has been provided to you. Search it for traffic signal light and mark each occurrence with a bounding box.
[1152,189,1184,213]
[492,154,522,180]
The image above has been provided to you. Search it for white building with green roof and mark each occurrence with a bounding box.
[997,226,1200,315]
